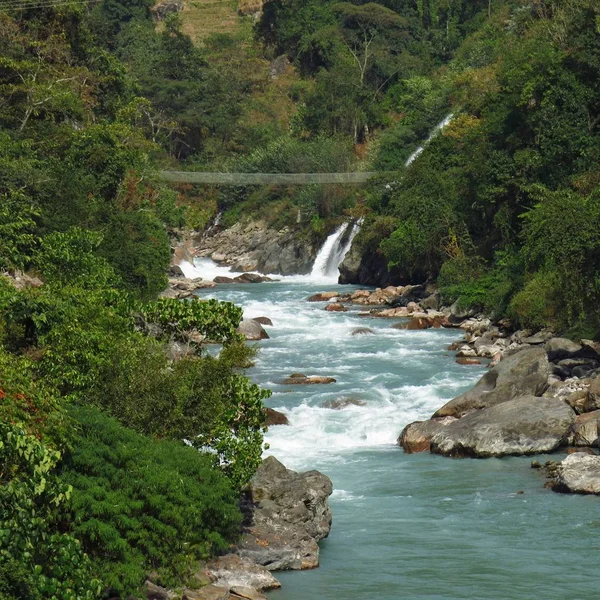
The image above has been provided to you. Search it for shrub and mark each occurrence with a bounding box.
[61,406,242,596]
[0,423,101,600]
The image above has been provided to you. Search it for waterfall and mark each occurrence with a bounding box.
[309,221,360,283]
[405,113,453,167]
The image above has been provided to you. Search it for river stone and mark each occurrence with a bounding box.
[552,453,600,495]
[282,374,336,385]
[237,456,333,570]
[203,554,281,591]
[320,397,366,409]
[398,417,458,453]
[433,347,550,418]
[456,357,482,365]
[351,327,375,336]
[325,302,347,312]
[545,337,583,361]
[307,292,339,302]
[238,319,269,341]
[430,396,575,457]
[252,316,273,326]
[264,408,289,426]
[567,410,600,446]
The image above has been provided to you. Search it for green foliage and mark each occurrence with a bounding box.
[508,270,560,330]
[142,297,243,345]
[89,337,269,488]
[0,423,101,600]
[62,405,241,596]
[36,228,118,289]
[0,191,39,270]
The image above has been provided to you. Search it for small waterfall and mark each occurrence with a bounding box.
[205,211,223,237]
[309,221,360,283]
[405,113,453,167]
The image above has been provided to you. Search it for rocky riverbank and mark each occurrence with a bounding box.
[194,220,318,276]
[307,285,600,496]
[142,457,333,600]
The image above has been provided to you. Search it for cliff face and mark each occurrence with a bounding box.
[195,219,318,275]
[338,242,400,287]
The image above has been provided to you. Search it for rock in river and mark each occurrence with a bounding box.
[237,456,333,570]
[552,453,600,495]
[398,417,458,454]
[282,374,336,385]
[433,347,550,418]
[264,407,289,426]
[430,396,575,457]
[238,319,270,341]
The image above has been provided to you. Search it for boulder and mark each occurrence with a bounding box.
[350,327,375,336]
[430,396,575,457]
[202,555,280,592]
[182,585,229,600]
[264,408,289,426]
[307,292,339,302]
[421,292,440,310]
[144,581,173,600]
[433,347,550,418]
[237,456,333,570]
[153,0,183,21]
[545,337,583,361]
[580,339,600,359]
[282,374,336,385]
[320,398,366,409]
[169,264,186,277]
[214,276,236,284]
[230,585,267,600]
[398,417,457,454]
[234,273,272,284]
[456,357,482,365]
[252,317,273,326]
[552,453,600,495]
[564,390,593,414]
[238,320,270,341]
[588,377,600,408]
[324,303,347,312]
[567,410,600,447]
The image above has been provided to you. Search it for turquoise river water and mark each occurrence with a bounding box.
[192,264,599,600]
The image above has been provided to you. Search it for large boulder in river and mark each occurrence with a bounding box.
[433,347,550,418]
[430,396,575,457]
[238,319,270,341]
[398,417,457,454]
[552,453,600,495]
[264,408,289,426]
[237,456,333,570]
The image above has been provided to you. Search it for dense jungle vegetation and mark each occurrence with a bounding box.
[1,0,599,598]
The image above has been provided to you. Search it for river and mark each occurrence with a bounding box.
[188,259,599,600]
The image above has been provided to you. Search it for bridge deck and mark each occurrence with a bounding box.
[158,171,395,185]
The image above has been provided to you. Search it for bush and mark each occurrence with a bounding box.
[61,406,242,597]
[0,423,101,600]
[508,270,560,330]
[89,337,269,488]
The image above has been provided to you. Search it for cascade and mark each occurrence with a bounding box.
[306,113,455,281]
[309,221,359,283]
[405,113,453,167]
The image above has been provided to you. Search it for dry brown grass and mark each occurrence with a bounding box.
[181,0,240,44]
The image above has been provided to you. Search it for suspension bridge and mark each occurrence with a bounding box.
[158,171,397,185]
